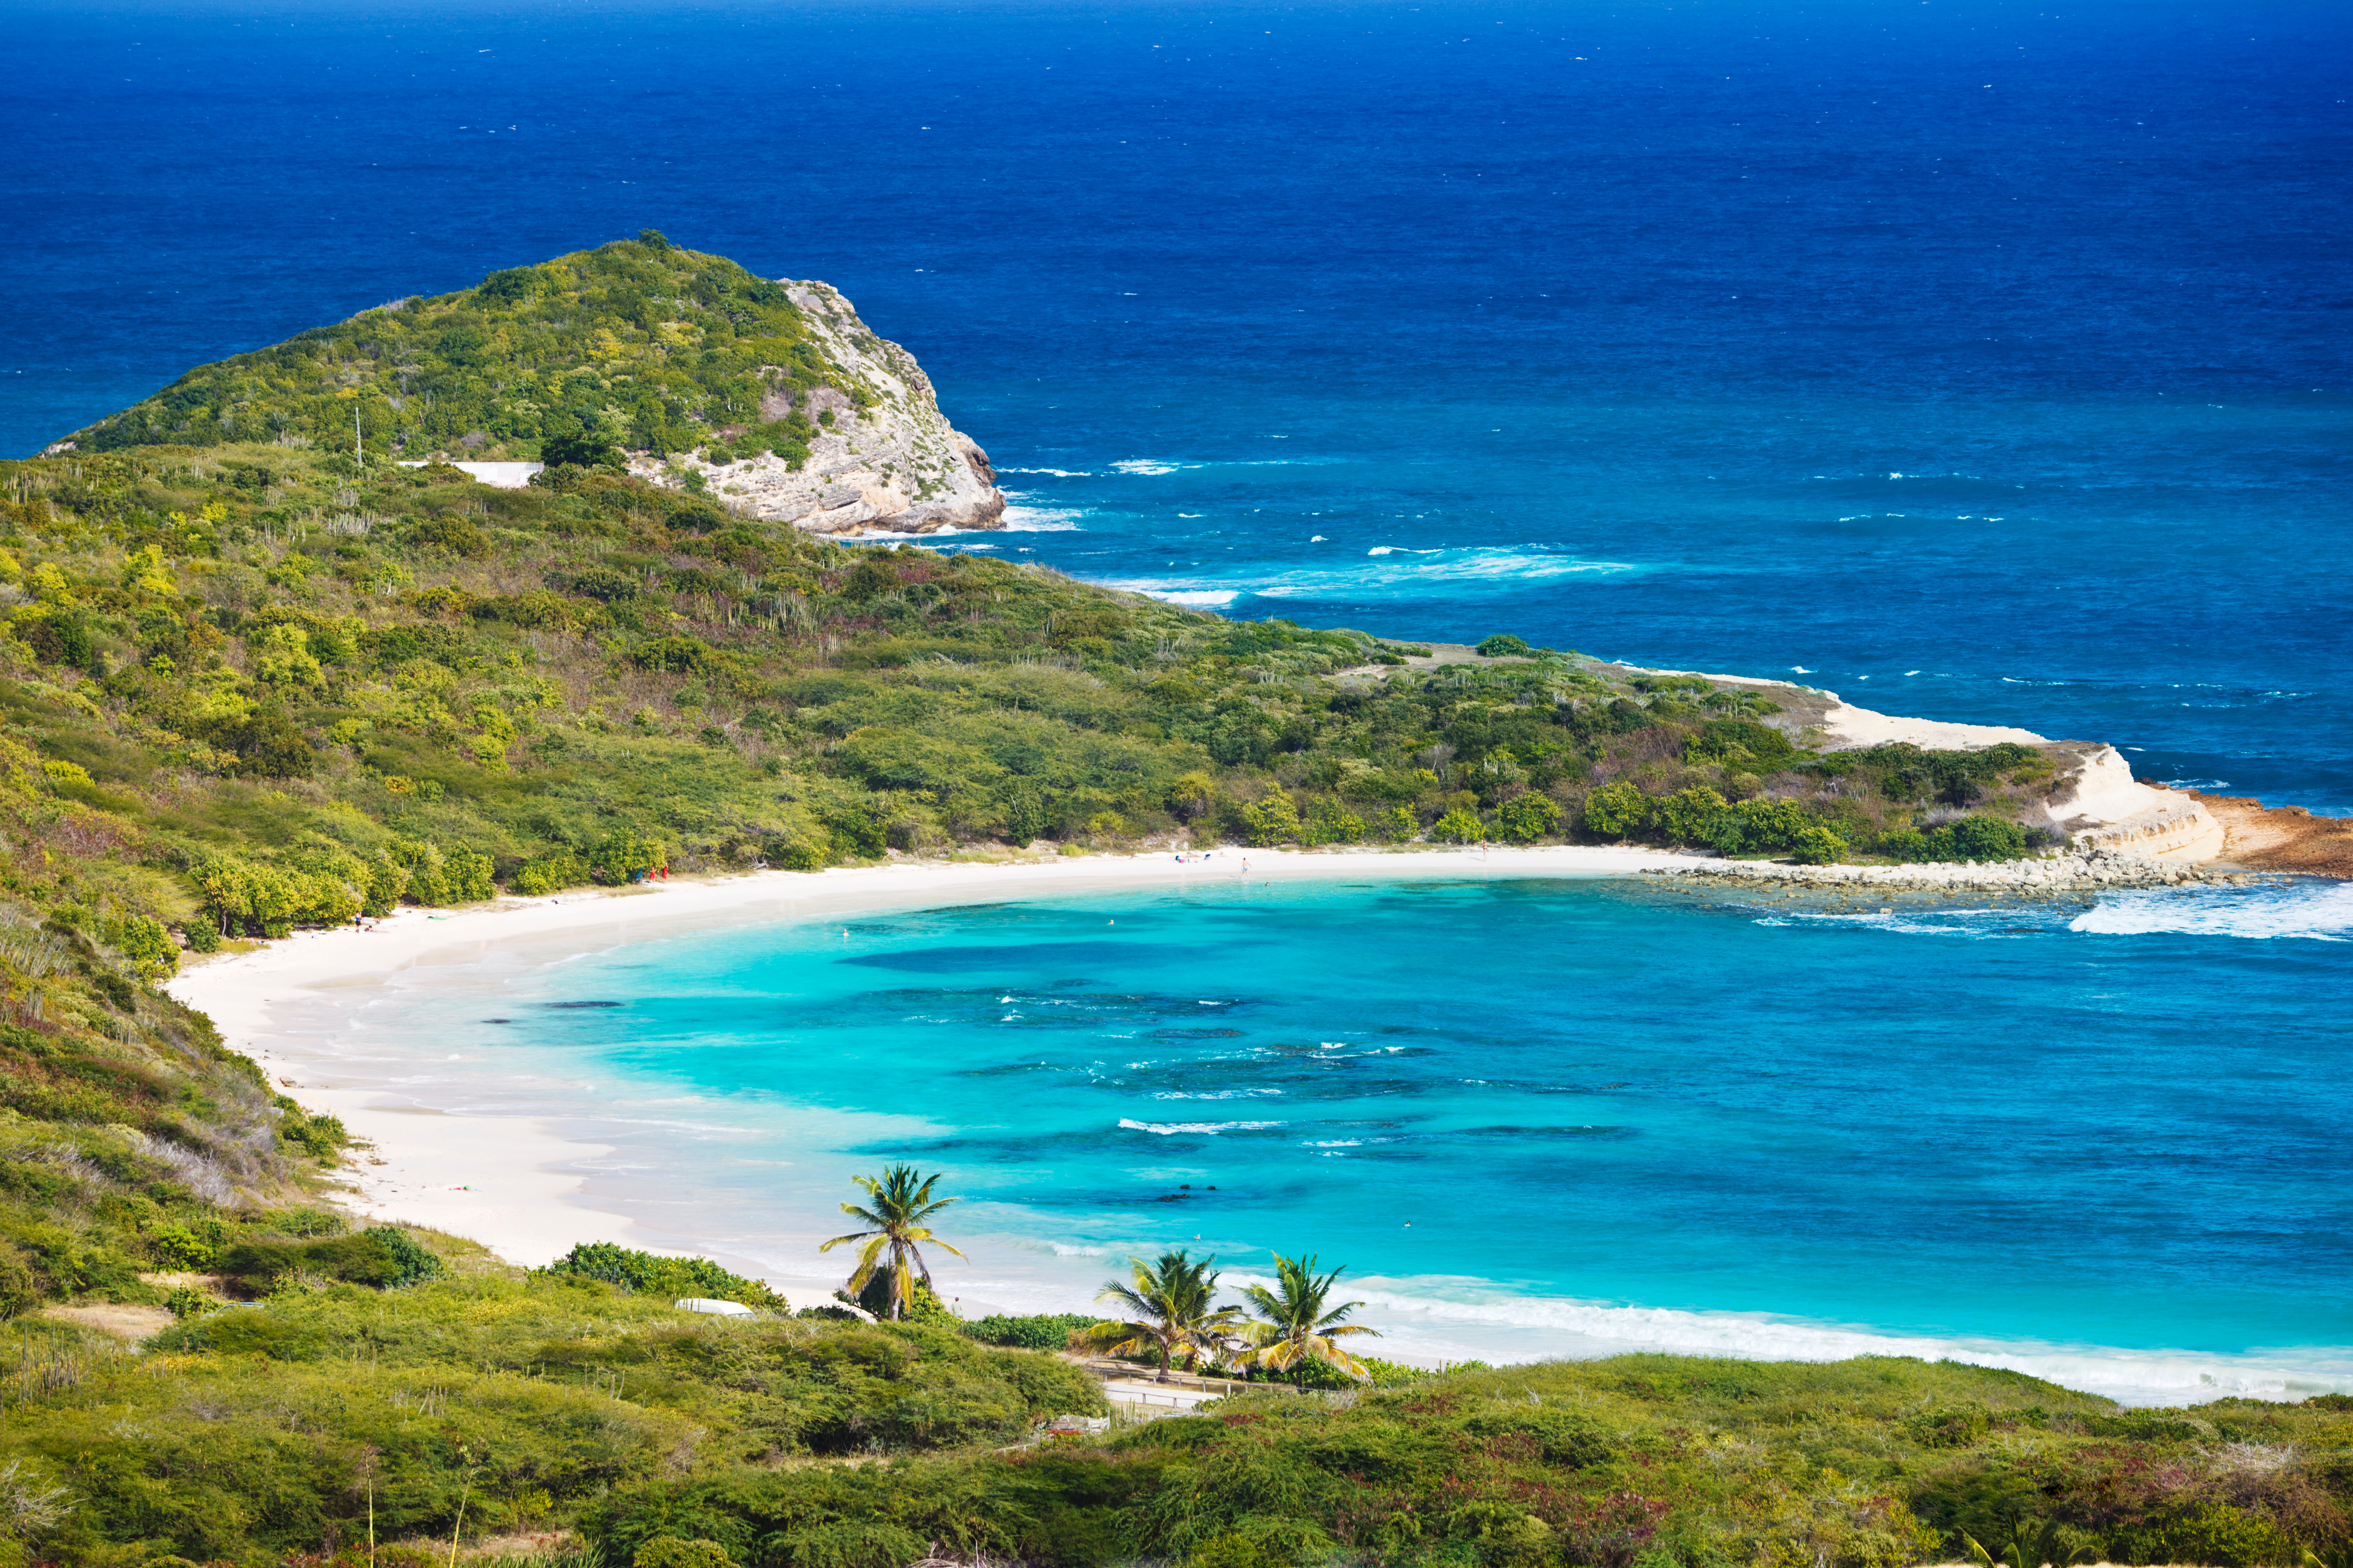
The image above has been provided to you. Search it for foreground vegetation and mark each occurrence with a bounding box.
[4,1172,2349,1568]
[6,1262,2351,1568]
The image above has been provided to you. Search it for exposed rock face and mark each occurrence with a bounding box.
[628,280,1005,535]
[2039,743,2225,859]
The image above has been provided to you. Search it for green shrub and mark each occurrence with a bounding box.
[1475,633,1533,658]
[538,1242,785,1311]
[1707,796,1814,854]
[1684,719,1798,767]
[1495,792,1561,843]
[213,1226,444,1295]
[1241,792,1301,846]
[1300,797,1364,846]
[1582,781,1650,837]
[1651,785,1728,845]
[146,1224,215,1270]
[513,849,591,896]
[1431,806,1485,843]
[592,831,668,884]
[1790,825,1848,864]
[962,1312,1097,1350]
[279,1108,347,1159]
[108,915,179,980]
[1877,814,2033,863]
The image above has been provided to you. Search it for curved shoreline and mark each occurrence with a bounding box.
[162,842,2353,1404]
[166,844,1673,1270]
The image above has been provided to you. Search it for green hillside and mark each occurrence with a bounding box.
[61,232,857,466]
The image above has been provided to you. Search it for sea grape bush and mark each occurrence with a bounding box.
[539,1241,787,1311]
[960,1311,1099,1350]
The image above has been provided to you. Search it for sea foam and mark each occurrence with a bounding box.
[1109,546,1640,607]
[1118,1117,1285,1135]
[2072,880,2353,941]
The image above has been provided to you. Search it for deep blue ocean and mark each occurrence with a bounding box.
[17,0,2353,1394]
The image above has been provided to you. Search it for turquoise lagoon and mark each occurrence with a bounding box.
[329,869,2353,1407]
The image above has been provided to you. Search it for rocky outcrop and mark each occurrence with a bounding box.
[1645,848,2262,895]
[2191,792,2353,878]
[2038,744,2224,860]
[629,280,1005,535]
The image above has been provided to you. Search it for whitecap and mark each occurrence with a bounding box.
[1143,589,1243,608]
[1118,1117,1286,1135]
[1110,459,1184,476]
[1001,467,1094,477]
[998,505,1088,531]
[2071,881,2353,942]
[1111,548,1642,607]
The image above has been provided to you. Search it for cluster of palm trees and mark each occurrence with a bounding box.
[821,1165,1381,1387]
[1093,1248,1381,1386]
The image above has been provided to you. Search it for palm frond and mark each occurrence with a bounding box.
[818,1225,881,1253]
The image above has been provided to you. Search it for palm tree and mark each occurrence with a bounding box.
[1963,1520,2094,1568]
[818,1165,965,1321]
[1085,1250,1242,1380]
[1235,1253,1381,1387]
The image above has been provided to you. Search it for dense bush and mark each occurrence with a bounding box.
[1878,813,2034,863]
[961,1311,1098,1350]
[539,1241,787,1310]
[211,1224,446,1294]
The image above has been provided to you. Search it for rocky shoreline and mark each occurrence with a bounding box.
[1644,847,2270,894]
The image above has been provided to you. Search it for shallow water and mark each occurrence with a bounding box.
[337,873,2353,1403]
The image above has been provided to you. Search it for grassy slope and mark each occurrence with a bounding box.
[8,1280,2350,1567]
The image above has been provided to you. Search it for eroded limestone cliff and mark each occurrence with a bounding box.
[629,280,1006,535]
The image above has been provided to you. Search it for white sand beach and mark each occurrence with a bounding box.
[168,843,1676,1278]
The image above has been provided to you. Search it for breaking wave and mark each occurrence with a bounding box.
[1107,546,1642,606]
[1118,1117,1286,1135]
[2071,880,2353,942]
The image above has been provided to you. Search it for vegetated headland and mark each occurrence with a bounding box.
[0,234,2347,1565]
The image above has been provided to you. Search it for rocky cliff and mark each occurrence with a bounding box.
[631,280,1006,535]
